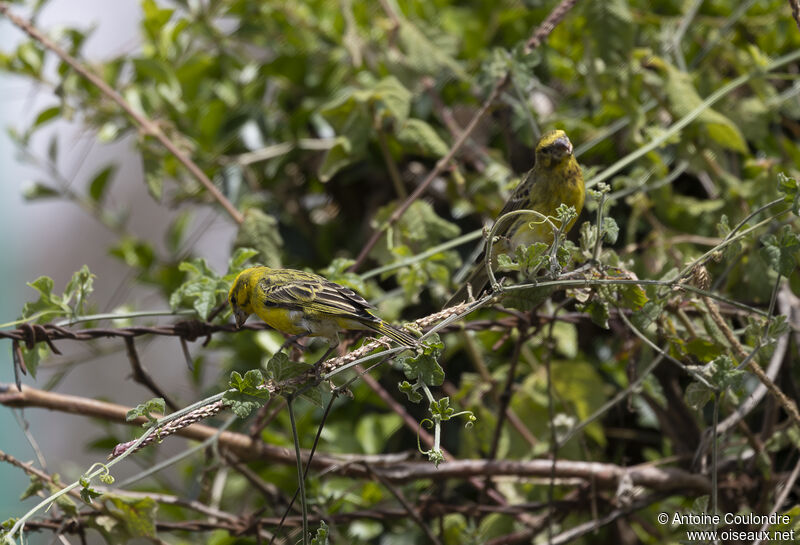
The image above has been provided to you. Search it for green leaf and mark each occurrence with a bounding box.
[227,247,259,273]
[265,352,312,382]
[17,41,43,74]
[80,485,102,504]
[777,172,800,216]
[582,0,634,62]
[685,381,713,411]
[585,299,610,329]
[579,221,597,253]
[396,118,449,157]
[18,344,49,379]
[618,283,647,311]
[515,242,550,277]
[631,300,663,330]
[23,182,60,201]
[398,335,444,386]
[685,338,723,364]
[234,208,283,268]
[126,398,165,425]
[311,521,330,545]
[169,257,230,319]
[318,135,354,182]
[88,165,117,204]
[602,217,619,244]
[399,380,423,403]
[430,397,455,420]
[19,476,44,501]
[224,369,269,418]
[356,413,402,454]
[707,355,745,392]
[33,106,61,128]
[109,237,155,270]
[388,200,461,247]
[19,269,97,326]
[496,252,518,271]
[106,495,158,539]
[63,265,95,315]
[145,170,163,201]
[760,225,800,276]
[372,76,411,126]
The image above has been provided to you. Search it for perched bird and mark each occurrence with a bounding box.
[228,266,418,351]
[446,129,585,306]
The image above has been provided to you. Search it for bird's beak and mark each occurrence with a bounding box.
[553,136,573,155]
[233,308,249,328]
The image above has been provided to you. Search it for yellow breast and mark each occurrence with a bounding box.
[254,307,308,336]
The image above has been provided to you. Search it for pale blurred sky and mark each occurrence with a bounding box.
[0,0,236,530]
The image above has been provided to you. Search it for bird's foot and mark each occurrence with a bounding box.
[279,333,309,354]
[311,344,337,382]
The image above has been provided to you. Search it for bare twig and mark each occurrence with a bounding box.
[366,464,443,545]
[0,4,244,224]
[124,337,179,411]
[525,0,581,51]
[790,0,800,32]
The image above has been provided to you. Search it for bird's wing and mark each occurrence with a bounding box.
[496,168,537,220]
[258,272,377,322]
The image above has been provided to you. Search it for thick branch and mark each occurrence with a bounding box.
[0,383,710,493]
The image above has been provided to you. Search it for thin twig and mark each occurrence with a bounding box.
[0,4,244,224]
[790,0,800,32]
[124,337,178,411]
[366,464,443,545]
[487,328,527,462]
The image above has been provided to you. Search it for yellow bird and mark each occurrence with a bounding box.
[229,266,418,350]
[446,129,585,306]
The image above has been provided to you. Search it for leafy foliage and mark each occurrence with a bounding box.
[2,0,800,543]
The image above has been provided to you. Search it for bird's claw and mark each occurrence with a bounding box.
[279,333,309,354]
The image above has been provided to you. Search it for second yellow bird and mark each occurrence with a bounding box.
[446,129,585,306]
[229,266,418,348]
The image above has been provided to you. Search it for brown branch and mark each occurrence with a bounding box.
[790,0,800,32]
[495,491,671,545]
[0,3,244,224]
[525,0,582,51]
[0,449,89,506]
[124,337,179,411]
[693,267,800,430]
[18,497,565,534]
[0,383,710,493]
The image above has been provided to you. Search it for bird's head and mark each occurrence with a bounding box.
[534,129,574,168]
[228,267,261,328]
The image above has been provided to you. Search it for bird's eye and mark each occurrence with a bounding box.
[231,295,237,305]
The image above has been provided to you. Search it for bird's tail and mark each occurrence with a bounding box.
[444,265,489,308]
[373,320,419,347]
